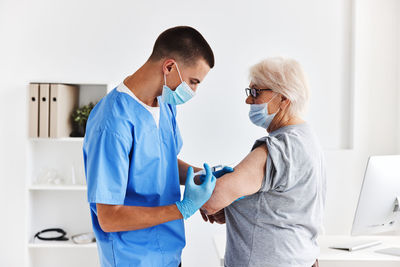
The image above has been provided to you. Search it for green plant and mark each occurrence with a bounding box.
[72,102,95,126]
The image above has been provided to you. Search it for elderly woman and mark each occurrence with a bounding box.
[201,57,326,267]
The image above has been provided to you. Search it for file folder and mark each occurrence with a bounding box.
[39,84,50,138]
[49,84,79,138]
[28,84,39,137]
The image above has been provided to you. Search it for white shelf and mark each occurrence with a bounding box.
[29,184,87,191]
[29,137,84,142]
[26,82,106,267]
[28,240,96,249]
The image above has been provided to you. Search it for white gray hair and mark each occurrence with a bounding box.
[249,57,309,116]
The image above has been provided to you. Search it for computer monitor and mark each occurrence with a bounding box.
[351,155,400,236]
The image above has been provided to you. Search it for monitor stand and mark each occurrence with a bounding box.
[394,196,400,212]
[376,197,400,256]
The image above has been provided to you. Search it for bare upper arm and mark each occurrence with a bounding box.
[202,145,268,214]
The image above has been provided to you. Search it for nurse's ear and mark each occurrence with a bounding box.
[162,59,181,89]
[162,59,176,75]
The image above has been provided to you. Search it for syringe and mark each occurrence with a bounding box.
[193,165,223,176]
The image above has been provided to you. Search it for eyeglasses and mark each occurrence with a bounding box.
[245,87,273,98]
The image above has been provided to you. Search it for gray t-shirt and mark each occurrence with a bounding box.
[224,123,326,267]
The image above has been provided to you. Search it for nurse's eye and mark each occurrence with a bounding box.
[190,79,200,85]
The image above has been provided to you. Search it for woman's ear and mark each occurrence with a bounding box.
[280,96,291,110]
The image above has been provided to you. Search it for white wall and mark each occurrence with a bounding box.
[0,0,399,266]
[396,0,400,156]
[321,0,400,237]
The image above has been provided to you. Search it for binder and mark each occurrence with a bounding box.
[28,84,39,137]
[39,84,50,138]
[49,84,79,138]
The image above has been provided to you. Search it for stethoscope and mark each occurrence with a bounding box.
[34,228,69,241]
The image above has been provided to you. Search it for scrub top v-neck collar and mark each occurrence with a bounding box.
[117,82,160,128]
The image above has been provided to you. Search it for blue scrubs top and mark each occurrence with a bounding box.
[83,87,184,267]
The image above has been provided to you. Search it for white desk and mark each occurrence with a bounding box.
[213,234,400,267]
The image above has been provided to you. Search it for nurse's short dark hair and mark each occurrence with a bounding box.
[149,26,215,68]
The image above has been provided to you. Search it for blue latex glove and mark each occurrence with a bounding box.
[213,166,234,178]
[198,166,234,184]
[197,166,244,203]
[176,163,216,220]
[234,196,246,202]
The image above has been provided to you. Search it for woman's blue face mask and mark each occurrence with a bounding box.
[248,93,279,129]
[161,63,195,105]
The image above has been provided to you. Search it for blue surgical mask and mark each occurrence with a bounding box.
[249,94,279,129]
[161,63,195,105]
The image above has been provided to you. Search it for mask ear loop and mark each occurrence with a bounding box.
[267,93,280,114]
[164,62,183,86]
[174,62,184,82]
[266,92,278,104]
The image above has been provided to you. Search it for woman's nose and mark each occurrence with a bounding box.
[245,95,253,104]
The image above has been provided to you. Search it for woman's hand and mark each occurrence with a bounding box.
[210,208,226,224]
[200,208,226,224]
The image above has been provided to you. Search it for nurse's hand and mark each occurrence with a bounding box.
[176,163,216,220]
[213,166,234,178]
[198,166,234,184]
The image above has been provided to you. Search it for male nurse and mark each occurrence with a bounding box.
[83,26,232,267]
